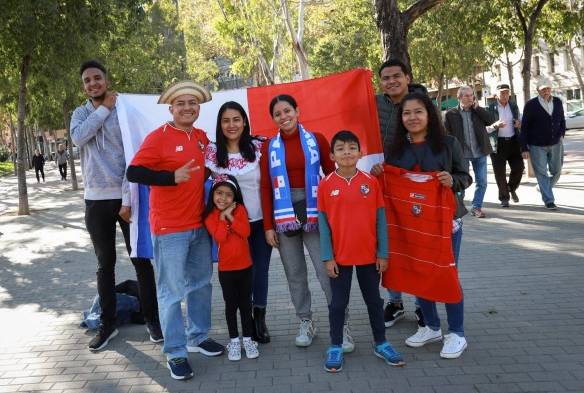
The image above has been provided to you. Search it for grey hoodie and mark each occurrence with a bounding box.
[55,150,68,165]
[70,100,129,204]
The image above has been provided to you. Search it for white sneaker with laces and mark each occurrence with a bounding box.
[440,333,467,359]
[295,319,316,347]
[405,326,442,348]
[342,324,355,353]
[227,340,241,361]
[242,338,259,359]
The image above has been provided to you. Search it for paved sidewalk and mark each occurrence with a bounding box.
[1,130,583,393]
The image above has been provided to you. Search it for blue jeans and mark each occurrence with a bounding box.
[467,155,488,209]
[248,220,273,308]
[152,227,212,360]
[417,225,464,337]
[529,142,563,204]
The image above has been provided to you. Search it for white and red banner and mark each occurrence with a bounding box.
[116,68,383,257]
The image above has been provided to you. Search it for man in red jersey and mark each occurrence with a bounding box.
[127,81,224,380]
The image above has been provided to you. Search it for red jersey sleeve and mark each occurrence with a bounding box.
[230,205,251,238]
[204,210,229,244]
[315,133,335,175]
[130,129,162,169]
[317,178,328,213]
[373,177,385,209]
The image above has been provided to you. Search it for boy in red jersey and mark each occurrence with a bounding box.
[318,130,404,372]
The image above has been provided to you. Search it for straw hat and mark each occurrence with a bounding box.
[157,80,212,105]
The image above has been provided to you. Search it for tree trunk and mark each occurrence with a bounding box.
[511,0,550,103]
[567,40,584,99]
[281,0,310,80]
[520,32,534,103]
[62,99,78,190]
[16,54,31,215]
[375,0,443,77]
[504,49,516,96]
[9,114,17,176]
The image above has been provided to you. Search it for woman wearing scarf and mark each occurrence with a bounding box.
[205,101,273,343]
[260,94,352,350]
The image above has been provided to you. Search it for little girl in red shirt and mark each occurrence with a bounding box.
[204,174,259,361]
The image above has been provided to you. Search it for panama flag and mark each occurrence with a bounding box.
[117,68,383,258]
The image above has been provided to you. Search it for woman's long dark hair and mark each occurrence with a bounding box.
[215,101,258,168]
[203,174,245,219]
[387,92,446,159]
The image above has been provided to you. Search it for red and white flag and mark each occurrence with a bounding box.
[116,68,383,258]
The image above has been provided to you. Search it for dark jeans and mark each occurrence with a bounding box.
[59,163,67,180]
[84,199,158,327]
[248,220,272,308]
[417,226,464,336]
[329,263,385,346]
[490,136,524,202]
[218,267,254,338]
[35,167,45,182]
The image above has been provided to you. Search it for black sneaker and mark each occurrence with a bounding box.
[88,325,118,352]
[415,307,426,327]
[147,322,163,343]
[501,200,510,208]
[510,189,519,203]
[187,338,225,356]
[167,357,193,380]
[545,202,558,210]
[384,303,405,327]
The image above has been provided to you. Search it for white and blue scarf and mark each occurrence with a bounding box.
[268,123,320,233]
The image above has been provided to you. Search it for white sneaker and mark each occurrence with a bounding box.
[242,338,259,359]
[342,324,355,353]
[295,319,316,347]
[440,333,467,359]
[227,340,241,361]
[405,326,442,348]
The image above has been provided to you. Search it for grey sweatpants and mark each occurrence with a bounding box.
[276,189,332,320]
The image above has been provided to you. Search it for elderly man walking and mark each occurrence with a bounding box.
[487,83,524,208]
[445,86,496,218]
[520,78,566,210]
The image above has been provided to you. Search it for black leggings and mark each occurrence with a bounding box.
[218,267,253,338]
[35,167,45,182]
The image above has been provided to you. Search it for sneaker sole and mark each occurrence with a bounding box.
[245,352,259,359]
[166,363,194,380]
[324,363,343,373]
[294,338,314,347]
[88,329,119,352]
[149,336,164,344]
[228,356,241,361]
[342,343,355,353]
[373,349,405,367]
[440,342,468,359]
[384,312,405,328]
[186,346,223,356]
[405,335,442,348]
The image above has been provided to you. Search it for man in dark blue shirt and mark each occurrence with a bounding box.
[520,78,566,210]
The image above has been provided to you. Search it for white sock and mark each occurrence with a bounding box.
[231,337,240,344]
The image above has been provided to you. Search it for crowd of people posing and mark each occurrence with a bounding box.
[71,57,564,381]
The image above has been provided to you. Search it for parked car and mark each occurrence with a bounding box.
[566,107,584,129]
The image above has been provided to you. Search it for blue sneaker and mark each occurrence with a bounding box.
[167,357,194,380]
[324,345,343,373]
[374,342,405,367]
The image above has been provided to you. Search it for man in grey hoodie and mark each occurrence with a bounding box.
[70,60,161,351]
[55,144,68,180]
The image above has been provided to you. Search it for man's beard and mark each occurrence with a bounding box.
[90,92,107,102]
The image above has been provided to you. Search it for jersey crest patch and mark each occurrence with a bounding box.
[411,204,422,216]
[360,184,370,195]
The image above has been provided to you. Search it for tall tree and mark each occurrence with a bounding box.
[510,0,551,101]
[374,0,444,73]
[281,0,310,79]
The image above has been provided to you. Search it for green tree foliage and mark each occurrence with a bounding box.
[308,0,381,77]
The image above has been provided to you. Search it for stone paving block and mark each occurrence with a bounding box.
[15,382,54,391]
